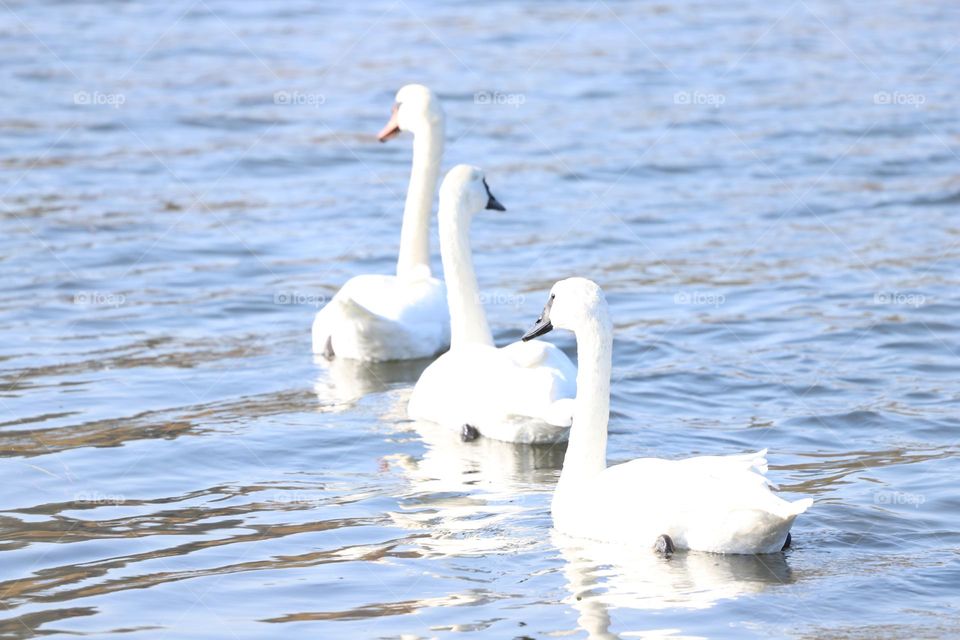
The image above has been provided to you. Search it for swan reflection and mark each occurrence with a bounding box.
[381,415,795,633]
[316,364,795,635]
[312,355,432,411]
[384,418,566,556]
[556,531,794,639]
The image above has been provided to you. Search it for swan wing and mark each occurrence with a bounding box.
[501,338,551,368]
[312,274,449,361]
[408,345,501,425]
[408,341,577,442]
[558,451,812,553]
[499,340,577,426]
[501,338,574,373]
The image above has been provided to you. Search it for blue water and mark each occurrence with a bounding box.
[2,0,959,638]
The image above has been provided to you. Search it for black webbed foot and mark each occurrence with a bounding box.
[781,532,792,550]
[654,534,675,555]
[460,424,480,442]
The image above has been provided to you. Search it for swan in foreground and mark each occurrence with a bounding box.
[522,278,813,554]
[311,84,449,362]
[407,165,577,443]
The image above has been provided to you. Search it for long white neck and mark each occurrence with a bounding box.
[438,199,494,348]
[396,119,444,279]
[559,309,613,489]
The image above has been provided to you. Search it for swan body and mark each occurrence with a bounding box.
[311,272,448,361]
[553,449,811,554]
[409,339,576,443]
[311,84,450,362]
[523,278,812,553]
[407,166,577,443]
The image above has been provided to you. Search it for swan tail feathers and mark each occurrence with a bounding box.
[311,304,334,355]
[748,449,769,475]
[784,497,814,517]
[336,296,415,342]
[336,295,381,323]
[312,294,404,360]
[542,397,575,427]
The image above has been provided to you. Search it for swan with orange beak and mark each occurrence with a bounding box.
[312,84,449,362]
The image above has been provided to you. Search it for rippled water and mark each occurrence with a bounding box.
[3,0,960,637]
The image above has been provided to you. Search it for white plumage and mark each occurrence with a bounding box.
[311,272,448,361]
[528,277,812,554]
[312,84,449,362]
[554,448,812,554]
[408,165,577,443]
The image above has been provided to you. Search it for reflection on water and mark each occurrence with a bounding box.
[313,355,432,410]
[3,0,960,637]
[388,420,566,495]
[385,419,565,558]
[379,419,799,639]
[557,534,794,639]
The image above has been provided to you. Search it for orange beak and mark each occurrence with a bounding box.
[377,103,401,143]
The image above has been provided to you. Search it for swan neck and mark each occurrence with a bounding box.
[438,201,493,348]
[396,119,443,279]
[560,313,612,485]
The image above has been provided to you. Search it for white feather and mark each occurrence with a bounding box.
[540,278,812,554]
[408,166,577,442]
[312,273,448,361]
[311,84,449,362]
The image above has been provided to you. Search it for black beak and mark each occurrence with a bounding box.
[522,317,552,341]
[483,178,506,211]
[522,293,555,341]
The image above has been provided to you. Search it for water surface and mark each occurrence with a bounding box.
[2,0,960,638]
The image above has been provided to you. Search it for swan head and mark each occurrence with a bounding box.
[377,84,444,142]
[522,278,607,340]
[439,164,506,217]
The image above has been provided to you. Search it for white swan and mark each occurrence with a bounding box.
[522,277,813,554]
[311,84,449,362]
[407,165,577,443]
